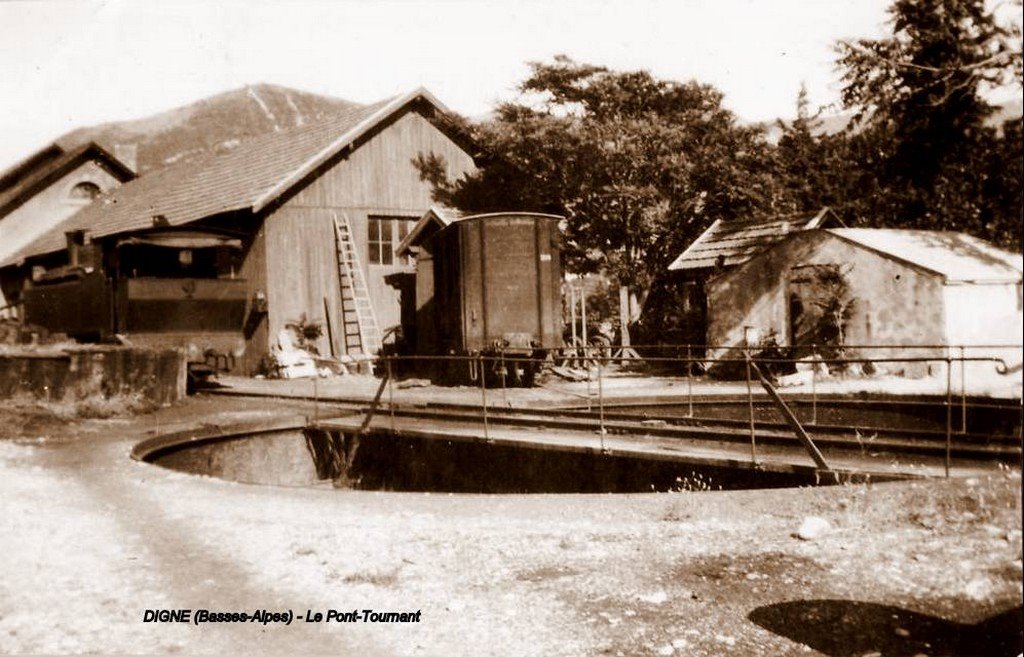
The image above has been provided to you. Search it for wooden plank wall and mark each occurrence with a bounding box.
[264,206,343,357]
[263,108,475,359]
[238,224,269,374]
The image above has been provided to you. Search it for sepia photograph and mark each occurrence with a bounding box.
[0,0,1021,655]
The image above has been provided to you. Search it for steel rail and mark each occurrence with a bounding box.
[318,402,1021,463]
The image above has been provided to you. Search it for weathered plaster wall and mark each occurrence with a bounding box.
[943,283,1024,381]
[0,161,123,264]
[707,231,946,374]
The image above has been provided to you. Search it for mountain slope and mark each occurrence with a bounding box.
[56,84,361,174]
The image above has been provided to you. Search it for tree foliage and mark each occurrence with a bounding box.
[831,0,1022,246]
[414,0,1022,344]
[416,56,782,296]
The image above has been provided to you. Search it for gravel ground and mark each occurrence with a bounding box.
[0,396,1021,656]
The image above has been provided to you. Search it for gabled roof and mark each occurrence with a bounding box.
[395,205,465,257]
[0,144,65,194]
[827,228,1023,284]
[2,87,458,267]
[667,207,841,272]
[0,142,135,219]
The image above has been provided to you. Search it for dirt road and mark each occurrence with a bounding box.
[1,397,1020,655]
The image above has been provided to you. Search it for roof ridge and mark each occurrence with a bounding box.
[1,87,457,267]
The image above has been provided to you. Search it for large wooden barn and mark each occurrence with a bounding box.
[0,88,476,373]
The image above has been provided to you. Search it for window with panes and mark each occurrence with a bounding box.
[367,216,416,266]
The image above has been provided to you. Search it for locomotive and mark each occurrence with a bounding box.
[21,228,249,383]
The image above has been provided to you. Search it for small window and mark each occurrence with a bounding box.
[367,216,416,266]
[68,181,101,201]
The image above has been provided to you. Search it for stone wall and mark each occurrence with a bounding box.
[0,346,187,405]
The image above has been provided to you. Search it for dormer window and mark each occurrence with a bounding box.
[68,181,101,202]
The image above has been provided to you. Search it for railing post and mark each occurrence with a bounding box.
[945,355,952,478]
[745,351,758,466]
[598,356,606,450]
[570,285,578,366]
[386,355,395,432]
[959,345,967,434]
[312,372,319,426]
[480,354,490,441]
[586,357,593,412]
[686,344,694,418]
[810,343,817,426]
[499,349,509,406]
[581,293,588,356]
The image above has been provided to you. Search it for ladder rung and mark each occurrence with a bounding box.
[334,211,380,357]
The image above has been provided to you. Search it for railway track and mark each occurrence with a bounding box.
[336,401,1022,465]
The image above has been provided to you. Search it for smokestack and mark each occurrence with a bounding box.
[113,143,138,174]
[65,230,91,268]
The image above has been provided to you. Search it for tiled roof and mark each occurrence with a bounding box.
[667,207,838,272]
[828,229,1023,283]
[2,88,452,267]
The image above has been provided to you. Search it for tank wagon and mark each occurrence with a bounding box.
[396,211,564,386]
[22,228,248,384]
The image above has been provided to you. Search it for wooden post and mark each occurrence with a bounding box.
[617,285,640,362]
[748,357,830,472]
[323,297,336,358]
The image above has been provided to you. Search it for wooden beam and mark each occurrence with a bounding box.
[747,356,831,471]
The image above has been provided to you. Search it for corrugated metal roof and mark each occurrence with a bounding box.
[667,207,838,272]
[2,88,452,267]
[827,228,1023,283]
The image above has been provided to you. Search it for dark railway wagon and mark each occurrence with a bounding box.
[402,212,563,385]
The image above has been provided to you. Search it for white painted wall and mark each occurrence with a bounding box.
[942,282,1024,383]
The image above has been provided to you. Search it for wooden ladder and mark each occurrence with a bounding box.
[333,212,381,356]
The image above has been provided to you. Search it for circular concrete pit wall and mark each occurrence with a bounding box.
[137,423,817,492]
[148,429,323,486]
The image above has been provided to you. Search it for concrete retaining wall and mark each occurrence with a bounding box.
[0,346,187,405]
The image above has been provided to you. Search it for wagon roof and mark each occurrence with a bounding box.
[397,209,562,258]
[826,228,1023,284]
[1,88,456,268]
[667,207,841,273]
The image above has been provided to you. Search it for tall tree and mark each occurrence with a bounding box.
[416,56,783,305]
[834,0,1022,242]
[773,83,860,215]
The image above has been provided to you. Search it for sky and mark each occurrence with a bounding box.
[0,0,1010,172]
